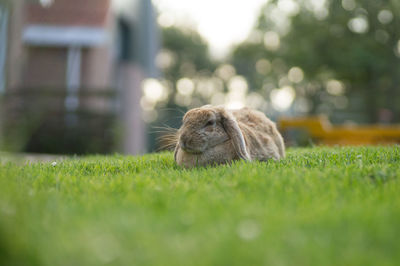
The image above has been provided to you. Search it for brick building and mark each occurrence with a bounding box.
[0,0,159,154]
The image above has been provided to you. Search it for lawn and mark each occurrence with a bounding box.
[0,146,399,266]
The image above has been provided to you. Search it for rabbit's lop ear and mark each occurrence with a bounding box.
[220,110,251,161]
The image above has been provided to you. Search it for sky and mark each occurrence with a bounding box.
[152,0,268,59]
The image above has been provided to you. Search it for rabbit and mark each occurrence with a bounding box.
[174,105,285,168]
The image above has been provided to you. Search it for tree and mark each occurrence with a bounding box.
[233,0,400,123]
[145,26,217,151]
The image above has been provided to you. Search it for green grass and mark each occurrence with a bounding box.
[1,146,400,266]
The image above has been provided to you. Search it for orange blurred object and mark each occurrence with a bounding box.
[278,116,400,145]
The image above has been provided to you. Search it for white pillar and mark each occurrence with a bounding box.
[65,46,82,112]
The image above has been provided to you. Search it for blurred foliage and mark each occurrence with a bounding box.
[146,27,218,151]
[1,89,119,154]
[152,0,400,150]
[232,0,400,123]
[161,27,216,81]
[149,0,400,150]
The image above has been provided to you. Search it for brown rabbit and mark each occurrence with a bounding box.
[174,105,285,168]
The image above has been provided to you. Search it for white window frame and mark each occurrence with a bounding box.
[22,25,108,111]
[0,5,9,94]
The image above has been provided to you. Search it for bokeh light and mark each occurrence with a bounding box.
[288,67,304,83]
[142,78,167,104]
[264,31,280,51]
[326,80,345,96]
[348,16,369,34]
[270,86,296,111]
[377,10,393,24]
[176,78,194,96]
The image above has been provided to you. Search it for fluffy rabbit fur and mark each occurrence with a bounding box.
[174,105,285,168]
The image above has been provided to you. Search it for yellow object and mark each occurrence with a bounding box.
[278,116,400,145]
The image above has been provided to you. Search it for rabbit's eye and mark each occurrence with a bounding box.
[205,120,216,127]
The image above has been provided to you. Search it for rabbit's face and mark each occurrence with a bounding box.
[177,107,229,154]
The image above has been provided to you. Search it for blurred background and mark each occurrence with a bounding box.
[0,0,399,155]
